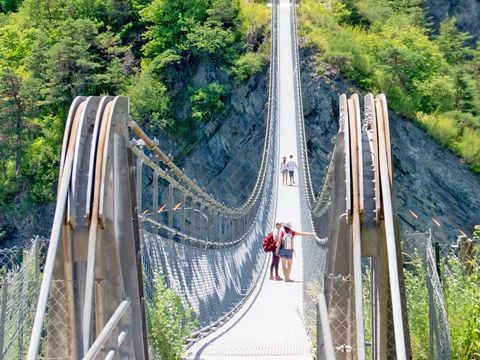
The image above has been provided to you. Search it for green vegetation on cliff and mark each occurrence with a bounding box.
[0,0,270,244]
[299,0,480,173]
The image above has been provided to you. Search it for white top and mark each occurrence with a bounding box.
[287,159,296,171]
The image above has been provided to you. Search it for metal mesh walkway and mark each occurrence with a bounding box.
[185,1,314,358]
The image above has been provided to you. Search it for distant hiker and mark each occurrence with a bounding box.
[280,157,288,185]
[276,221,315,282]
[286,155,298,186]
[270,220,283,280]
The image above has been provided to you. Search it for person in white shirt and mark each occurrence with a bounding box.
[286,155,297,186]
[275,221,315,282]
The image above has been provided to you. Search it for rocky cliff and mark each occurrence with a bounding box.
[166,47,480,245]
[6,48,480,248]
[300,50,480,245]
[425,0,480,43]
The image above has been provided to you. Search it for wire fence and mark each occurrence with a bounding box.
[0,237,47,360]
[403,230,452,359]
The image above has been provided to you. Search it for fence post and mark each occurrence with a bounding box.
[434,242,441,281]
[34,239,40,292]
[0,276,9,360]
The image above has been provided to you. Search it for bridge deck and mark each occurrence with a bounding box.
[185,1,313,358]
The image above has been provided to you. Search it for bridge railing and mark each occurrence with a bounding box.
[131,0,279,341]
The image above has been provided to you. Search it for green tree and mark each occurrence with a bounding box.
[22,115,63,202]
[231,51,267,82]
[435,17,474,65]
[128,70,172,134]
[368,17,447,112]
[0,23,36,68]
[36,19,127,108]
[140,0,211,57]
[190,82,226,123]
[147,276,197,360]
[208,0,241,33]
[0,0,21,13]
[0,69,39,177]
[19,0,69,30]
[185,20,236,61]
[450,69,478,113]
[386,0,425,26]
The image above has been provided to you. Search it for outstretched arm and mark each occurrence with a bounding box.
[295,230,315,236]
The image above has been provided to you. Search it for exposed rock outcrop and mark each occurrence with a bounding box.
[300,50,480,245]
[425,0,480,44]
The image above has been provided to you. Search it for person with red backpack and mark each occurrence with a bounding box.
[276,221,315,282]
[270,220,283,280]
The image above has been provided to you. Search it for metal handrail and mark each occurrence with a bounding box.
[317,293,336,359]
[27,101,83,360]
[83,299,131,360]
[375,95,407,359]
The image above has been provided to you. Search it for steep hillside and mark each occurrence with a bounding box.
[300,50,480,244]
[425,0,480,44]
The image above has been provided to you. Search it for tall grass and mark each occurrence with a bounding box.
[404,252,480,358]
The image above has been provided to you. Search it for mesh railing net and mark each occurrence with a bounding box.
[404,230,451,359]
[0,238,46,360]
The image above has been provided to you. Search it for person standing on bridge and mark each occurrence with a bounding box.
[276,221,315,282]
[270,220,283,280]
[280,157,288,185]
[287,155,298,186]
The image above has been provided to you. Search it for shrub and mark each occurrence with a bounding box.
[128,72,172,133]
[416,112,459,147]
[190,82,226,123]
[442,257,480,358]
[404,251,480,358]
[231,51,267,82]
[404,254,430,359]
[147,276,197,360]
[455,128,480,173]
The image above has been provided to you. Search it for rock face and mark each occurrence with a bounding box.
[300,50,480,245]
[163,69,269,208]
[425,0,480,43]
[5,49,480,247]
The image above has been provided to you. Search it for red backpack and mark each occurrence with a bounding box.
[262,232,276,252]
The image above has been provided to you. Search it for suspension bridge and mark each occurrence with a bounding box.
[1,0,417,358]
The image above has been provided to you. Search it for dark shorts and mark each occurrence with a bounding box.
[279,247,293,259]
[288,171,294,177]
[271,254,280,265]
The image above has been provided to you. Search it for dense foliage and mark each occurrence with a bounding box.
[404,251,480,358]
[0,0,269,244]
[298,0,480,173]
[147,276,197,359]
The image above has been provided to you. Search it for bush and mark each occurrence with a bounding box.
[190,82,226,123]
[231,51,267,82]
[147,276,197,360]
[404,254,430,359]
[416,112,459,147]
[455,128,480,173]
[442,257,480,358]
[404,251,480,359]
[128,72,172,133]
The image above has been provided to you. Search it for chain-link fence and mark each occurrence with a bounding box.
[404,230,451,359]
[327,274,357,357]
[0,237,47,359]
